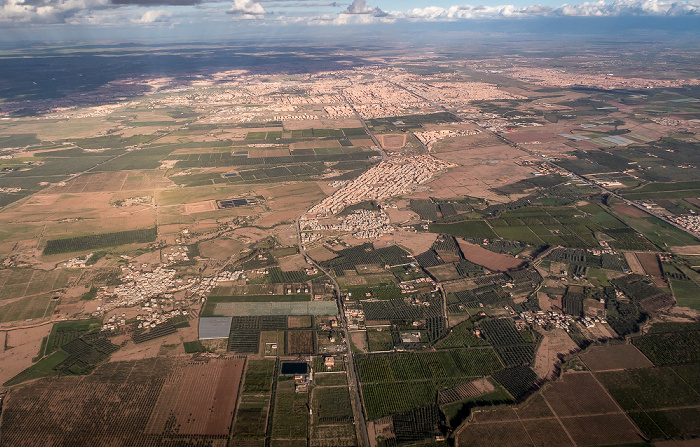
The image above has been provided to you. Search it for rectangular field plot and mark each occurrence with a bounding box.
[271,380,308,440]
[632,330,700,365]
[146,357,245,436]
[233,395,269,440]
[214,301,338,316]
[310,424,356,447]
[312,387,353,425]
[0,293,55,323]
[560,413,641,447]
[1,358,180,446]
[597,366,700,411]
[541,372,620,417]
[579,343,653,371]
[356,348,503,419]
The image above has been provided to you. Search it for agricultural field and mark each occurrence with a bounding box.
[2,39,700,447]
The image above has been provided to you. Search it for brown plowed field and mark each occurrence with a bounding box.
[580,343,654,371]
[457,239,526,272]
[147,357,245,436]
[635,252,663,277]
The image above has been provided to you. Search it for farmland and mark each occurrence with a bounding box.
[2,38,700,447]
[43,227,158,255]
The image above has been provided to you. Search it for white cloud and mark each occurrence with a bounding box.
[342,0,386,16]
[1,0,697,26]
[393,0,700,19]
[228,0,265,15]
[133,8,171,21]
[0,0,110,23]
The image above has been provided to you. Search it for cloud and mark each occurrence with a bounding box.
[133,8,171,21]
[342,0,386,16]
[113,0,200,5]
[228,0,265,15]
[1,0,698,26]
[393,0,700,19]
[262,1,339,7]
[0,0,110,23]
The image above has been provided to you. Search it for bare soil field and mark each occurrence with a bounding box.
[449,372,638,447]
[635,252,663,277]
[378,134,406,149]
[506,131,562,144]
[184,200,218,214]
[288,330,314,354]
[561,413,641,447]
[612,204,650,218]
[457,239,526,271]
[671,246,700,255]
[0,324,52,385]
[350,331,368,353]
[423,145,532,201]
[247,148,291,157]
[349,137,373,146]
[260,182,325,212]
[199,237,244,261]
[532,328,579,379]
[542,372,621,417]
[307,245,338,262]
[147,357,245,436]
[387,230,436,255]
[623,252,646,275]
[278,253,308,271]
[580,344,653,371]
[433,133,503,152]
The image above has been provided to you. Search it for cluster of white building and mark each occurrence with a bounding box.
[163,245,190,265]
[413,128,481,151]
[518,310,607,332]
[273,114,318,121]
[669,214,700,235]
[94,264,245,315]
[323,104,355,118]
[0,187,21,193]
[519,310,575,331]
[302,209,394,240]
[63,253,94,268]
[305,155,455,218]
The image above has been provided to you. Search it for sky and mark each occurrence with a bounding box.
[1,0,699,41]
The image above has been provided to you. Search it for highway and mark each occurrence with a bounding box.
[295,218,370,447]
[340,92,387,160]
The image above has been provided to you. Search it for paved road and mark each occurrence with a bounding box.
[340,92,387,161]
[295,218,370,447]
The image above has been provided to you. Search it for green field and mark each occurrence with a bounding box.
[429,220,498,239]
[4,350,70,386]
[43,227,158,255]
[272,379,308,439]
[670,279,700,310]
[597,365,700,411]
[243,359,276,394]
